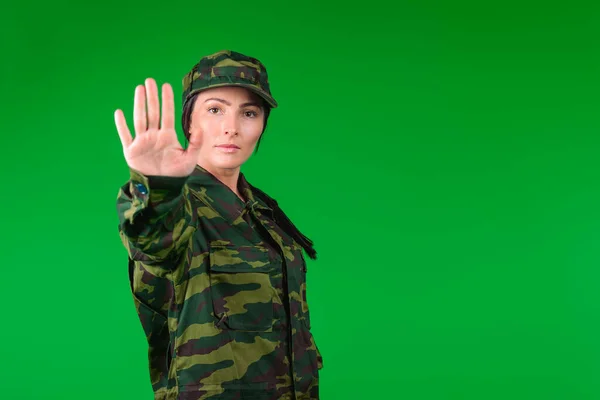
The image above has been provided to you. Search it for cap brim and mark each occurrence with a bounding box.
[186,83,278,108]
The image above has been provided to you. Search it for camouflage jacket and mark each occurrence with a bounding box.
[116,165,322,400]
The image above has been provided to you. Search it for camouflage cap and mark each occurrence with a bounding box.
[182,50,278,109]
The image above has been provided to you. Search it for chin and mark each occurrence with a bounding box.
[211,156,247,170]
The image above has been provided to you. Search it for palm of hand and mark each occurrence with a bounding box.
[114,78,201,177]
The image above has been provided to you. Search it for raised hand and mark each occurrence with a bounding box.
[115,78,201,177]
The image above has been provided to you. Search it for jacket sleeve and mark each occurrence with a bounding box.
[117,168,196,266]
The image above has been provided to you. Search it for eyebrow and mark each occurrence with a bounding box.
[204,98,262,108]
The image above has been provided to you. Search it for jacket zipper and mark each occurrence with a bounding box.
[280,248,297,399]
[250,208,297,398]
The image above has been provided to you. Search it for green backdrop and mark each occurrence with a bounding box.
[2,0,600,399]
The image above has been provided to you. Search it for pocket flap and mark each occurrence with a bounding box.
[209,243,273,273]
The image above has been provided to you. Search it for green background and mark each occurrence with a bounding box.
[1,0,599,399]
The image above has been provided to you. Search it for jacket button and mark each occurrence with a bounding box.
[134,183,148,195]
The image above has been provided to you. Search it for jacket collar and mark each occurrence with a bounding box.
[187,165,274,224]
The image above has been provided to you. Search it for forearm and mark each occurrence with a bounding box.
[117,168,194,264]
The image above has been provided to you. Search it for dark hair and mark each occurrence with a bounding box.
[248,184,317,260]
[180,91,317,260]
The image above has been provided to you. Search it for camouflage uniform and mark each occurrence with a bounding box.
[116,51,322,400]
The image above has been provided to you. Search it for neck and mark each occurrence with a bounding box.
[199,163,243,200]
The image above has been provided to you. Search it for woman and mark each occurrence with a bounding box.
[114,50,323,400]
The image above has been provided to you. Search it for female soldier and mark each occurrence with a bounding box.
[115,50,322,400]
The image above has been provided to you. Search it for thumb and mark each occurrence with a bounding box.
[185,128,203,156]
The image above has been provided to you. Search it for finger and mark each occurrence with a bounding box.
[133,85,147,135]
[145,78,160,130]
[114,109,133,148]
[161,83,175,131]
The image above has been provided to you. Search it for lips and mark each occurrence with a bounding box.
[216,144,240,149]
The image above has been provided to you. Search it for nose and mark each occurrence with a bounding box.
[223,113,240,136]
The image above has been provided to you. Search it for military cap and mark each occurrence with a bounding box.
[182,50,278,109]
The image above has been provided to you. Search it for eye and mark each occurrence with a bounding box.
[208,107,221,114]
[244,110,259,118]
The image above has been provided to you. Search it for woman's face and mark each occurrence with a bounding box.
[189,86,265,172]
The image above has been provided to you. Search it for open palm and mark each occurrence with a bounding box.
[115,78,201,177]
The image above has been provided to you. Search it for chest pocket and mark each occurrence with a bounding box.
[209,242,276,332]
